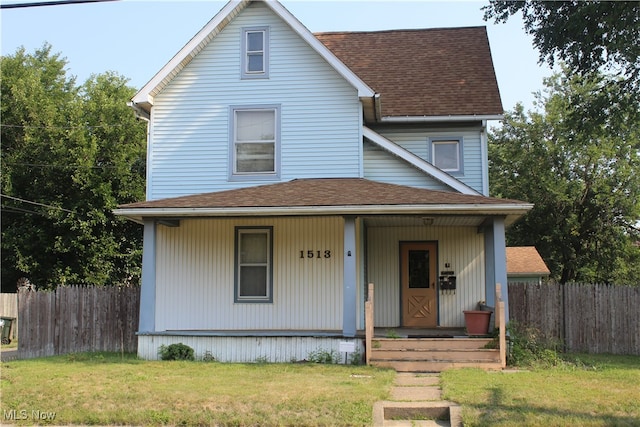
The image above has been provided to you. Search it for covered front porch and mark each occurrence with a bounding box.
[364,282,507,371]
[114,178,528,365]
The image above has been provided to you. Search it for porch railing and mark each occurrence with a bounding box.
[495,282,507,368]
[365,283,374,365]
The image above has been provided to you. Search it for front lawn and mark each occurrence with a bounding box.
[0,352,394,426]
[441,354,640,426]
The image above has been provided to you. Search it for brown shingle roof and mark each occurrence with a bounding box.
[315,27,503,118]
[119,178,525,209]
[506,247,551,275]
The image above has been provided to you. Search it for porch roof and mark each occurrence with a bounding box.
[114,178,532,224]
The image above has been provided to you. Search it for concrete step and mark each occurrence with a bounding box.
[373,401,462,427]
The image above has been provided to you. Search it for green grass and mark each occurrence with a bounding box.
[0,352,394,426]
[441,354,640,426]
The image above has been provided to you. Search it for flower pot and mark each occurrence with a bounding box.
[463,310,492,335]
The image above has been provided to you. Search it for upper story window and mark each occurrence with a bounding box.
[230,105,280,179]
[430,137,463,174]
[242,27,269,79]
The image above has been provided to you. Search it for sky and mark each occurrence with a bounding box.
[1,0,553,114]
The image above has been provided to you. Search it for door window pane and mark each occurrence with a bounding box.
[408,250,430,288]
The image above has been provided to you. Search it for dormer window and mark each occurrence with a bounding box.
[430,137,463,174]
[242,27,269,79]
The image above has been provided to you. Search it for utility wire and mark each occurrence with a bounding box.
[4,162,144,170]
[1,205,50,217]
[0,123,132,129]
[1,0,118,9]
[0,194,74,213]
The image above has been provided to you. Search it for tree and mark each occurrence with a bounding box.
[489,69,640,284]
[1,44,146,290]
[483,1,640,92]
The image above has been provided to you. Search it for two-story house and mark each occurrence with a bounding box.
[115,0,532,365]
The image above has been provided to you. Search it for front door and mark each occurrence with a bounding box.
[400,242,437,327]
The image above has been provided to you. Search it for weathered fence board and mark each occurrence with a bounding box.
[509,282,640,356]
[17,286,140,359]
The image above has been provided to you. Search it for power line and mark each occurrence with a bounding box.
[0,194,74,213]
[4,162,145,170]
[0,123,132,129]
[1,0,118,9]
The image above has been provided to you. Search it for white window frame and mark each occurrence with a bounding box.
[234,227,273,303]
[229,105,281,180]
[430,137,463,174]
[241,26,269,79]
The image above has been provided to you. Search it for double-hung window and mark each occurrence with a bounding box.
[235,227,273,303]
[242,27,269,79]
[231,106,280,178]
[430,137,463,174]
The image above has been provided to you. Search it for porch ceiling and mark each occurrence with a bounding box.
[363,215,487,228]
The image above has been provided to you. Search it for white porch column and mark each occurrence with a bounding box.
[139,220,157,333]
[343,216,357,337]
[484,217,509,322]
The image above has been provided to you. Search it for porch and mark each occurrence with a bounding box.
[365,283,507,372]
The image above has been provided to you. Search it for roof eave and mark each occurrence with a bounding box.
[114,203,533,224]
[380,114,504,123]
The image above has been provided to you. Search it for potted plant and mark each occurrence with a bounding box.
[463,301,493,335]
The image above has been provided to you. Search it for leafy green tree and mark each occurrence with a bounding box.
[1,44,146,290]
[489,70,640,285]
[483,1,640,92]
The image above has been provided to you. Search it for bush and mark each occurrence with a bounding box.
[507,321,562,367]
[307,348,338,364]
[158,343,195,361]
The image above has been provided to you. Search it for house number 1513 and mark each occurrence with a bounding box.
[300,250,332,259]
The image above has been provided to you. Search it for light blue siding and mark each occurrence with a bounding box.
[149,2,361,200]
[372,128,486,194]
[363,141,451,191]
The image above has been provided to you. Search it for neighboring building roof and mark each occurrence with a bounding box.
[506,247,551,276]
[115,178,532,223]
[315,27,503,119]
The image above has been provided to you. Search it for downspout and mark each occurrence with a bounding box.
[481,120,489,196]
[373,93,382,122]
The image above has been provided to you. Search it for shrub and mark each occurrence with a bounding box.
[308,348,338,364]
[158,343,195,361]
[507,321,562,367]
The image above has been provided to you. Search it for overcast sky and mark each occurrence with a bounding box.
[1,0,554,114]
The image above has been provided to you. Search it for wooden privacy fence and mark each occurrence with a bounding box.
[18,285,140,359]
[508,282,640,355]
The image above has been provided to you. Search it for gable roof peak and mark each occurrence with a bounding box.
[130,0,374,115]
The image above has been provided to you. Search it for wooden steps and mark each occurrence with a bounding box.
[370,337,502,372]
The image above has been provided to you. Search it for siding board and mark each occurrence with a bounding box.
[370,128,485,193]
[149,3,361,200]
[366,226,485,327]
[155,217,345,331]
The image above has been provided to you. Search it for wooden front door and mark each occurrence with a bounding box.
[400,242,437,327]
